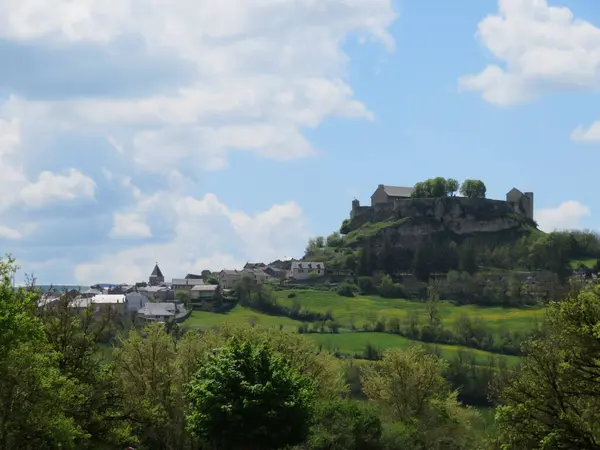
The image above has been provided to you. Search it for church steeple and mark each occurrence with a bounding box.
[149,262,165,285]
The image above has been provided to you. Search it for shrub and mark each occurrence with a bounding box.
[337,282,356,298]
[357,276,376,295]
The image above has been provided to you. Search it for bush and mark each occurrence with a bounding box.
[357,276,376,295]
[337,282,356,298]
[378,275,406,299]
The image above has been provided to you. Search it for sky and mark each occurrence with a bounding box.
[2,0,600,285]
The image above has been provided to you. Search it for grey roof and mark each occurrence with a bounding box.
[172,278,204,286]
[138,302,176,317]
[291,261,324,270]
[84,288,102,295]
[141,286,168,293]
[378,185,414,198]
[191,284,218,291]
[220,270,239,276]
[150,264,164,278]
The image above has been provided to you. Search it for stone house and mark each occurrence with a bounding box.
[190,284,219,301]
[244,262,267,270]
[139,285,172,302]
[218,270,241,289]
[241,268,273,284]
[371,184,414,206]
[264,266,288,279]
[289,262,325,280]
[172,278,205,291]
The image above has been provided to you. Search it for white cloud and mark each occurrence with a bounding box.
[20,169,96,208]
[0,119,96,210]
[459,0,600,106]
[0,0,397,281]
[571,121,600,142]
[109,212,152,239]
[0,0,395,174]
[536,200,591,232]
[0,225,22,240]
[75,191,310,285]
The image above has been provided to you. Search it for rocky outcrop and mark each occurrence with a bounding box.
[344,197,536,248]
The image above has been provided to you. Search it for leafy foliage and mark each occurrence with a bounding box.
[186,338,316,450]
[495,284,600,449]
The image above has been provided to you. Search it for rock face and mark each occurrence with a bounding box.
[345,197,535,248]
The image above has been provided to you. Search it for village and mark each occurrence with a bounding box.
[39,260,326,323]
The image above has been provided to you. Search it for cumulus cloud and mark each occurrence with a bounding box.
[459,0,600,106]
[571,121,600,142]
[75,191,309,285]
[0,0,397,282]
[536,200,591,232]
[0,119,96,211]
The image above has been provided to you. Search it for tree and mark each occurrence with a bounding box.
[459,243,477,275]
[326,232,343,248]
[112,322,194,450]
[412,241,433,281]
[361,347,483,449]
[495,285,600,449]
[0,256,84,448]
[446,178,460,196]
[308,399,382,450]
[186,338,316,450]
[459,179,486,198]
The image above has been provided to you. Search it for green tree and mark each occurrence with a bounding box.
[446,178,460,196]
[326,232,343,248]
[0,256,84,449]
[112,322,194,450]
[412,241,433,281]
[308,399,382,450]
[186,338,316,450]
[495,285,600,449]
[459,179,487,198]
[361,347,483,449]
[357,276,376,294]
[459,243,477,275]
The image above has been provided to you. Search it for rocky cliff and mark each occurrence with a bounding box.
[343,197,537,249]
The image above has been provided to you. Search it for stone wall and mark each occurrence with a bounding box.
[348,196,532,235]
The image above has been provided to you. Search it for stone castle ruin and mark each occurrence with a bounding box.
[349,184,534,228]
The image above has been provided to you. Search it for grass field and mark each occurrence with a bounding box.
[183,302,522,366]
[276,289,546,332]
[310,331,520,366]
[184,304,303,331]
[570,258,596,269]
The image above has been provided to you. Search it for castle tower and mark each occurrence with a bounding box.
[351,198,360,218]
[149,263,165,286]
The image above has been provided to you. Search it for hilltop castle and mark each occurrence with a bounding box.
[351,184,534,221]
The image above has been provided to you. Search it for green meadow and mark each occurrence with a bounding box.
[310,331,520,366]
[275,289,546,332]
[183,289,536,366]
[184,304,303,331]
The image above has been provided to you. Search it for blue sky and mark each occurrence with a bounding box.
[1,0,599,284]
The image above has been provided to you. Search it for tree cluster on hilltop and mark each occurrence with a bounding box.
[411,177,487,199]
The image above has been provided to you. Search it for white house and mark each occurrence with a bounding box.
[137,302,179,322]
[289,261,325,280]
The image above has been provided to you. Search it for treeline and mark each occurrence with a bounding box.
[345,346,513,407]
[311,229,600,290]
